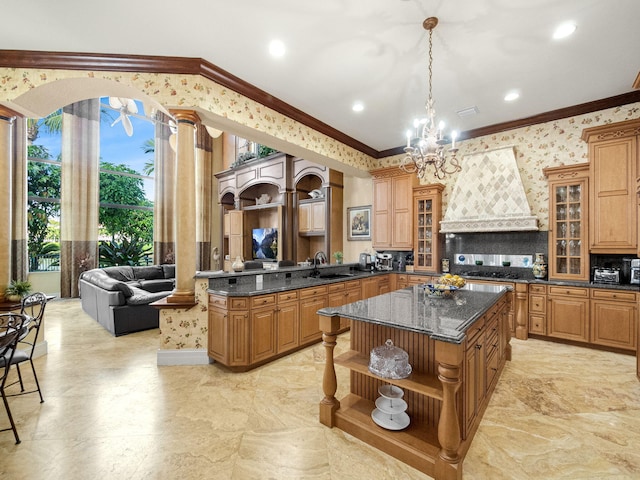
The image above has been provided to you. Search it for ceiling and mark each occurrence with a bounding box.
[2,0,640,154]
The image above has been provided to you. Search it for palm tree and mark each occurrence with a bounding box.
[27,110,62,144]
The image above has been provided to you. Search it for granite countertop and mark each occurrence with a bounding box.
[317,283,508,345]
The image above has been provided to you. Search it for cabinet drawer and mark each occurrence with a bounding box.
[548,286,589,297]
[209,295,227,309]
[529,284,546,295]
[277,290,299,303]
[328,282,345,293]
[590,289,636,302]
[345,279,361,290]
[466,317,486,345]
[299,285,328,299]
[229,297,249,310]
[529,294,546,313]
[529,314,546,334]
[251,294,277,308]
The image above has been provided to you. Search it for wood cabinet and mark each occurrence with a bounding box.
[361,274,391,299]
[528,284,547,335]
[543,164,590,281]
[250,294,277,364]
[371,167,418,251]
[208,295,250,367]
[413,184,444,272]
[590,289,637,351]
[328,280,361,330]
[298,200,325,234]
[276,290,299,354]
[299,285,328,344]
[547,286,589,342]
[582,119,640,254]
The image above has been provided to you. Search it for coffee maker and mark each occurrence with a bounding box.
[630,259,640,285]
[359,252,374,271]
[375,253,393,271]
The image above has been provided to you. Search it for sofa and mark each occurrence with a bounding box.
[79,264,175,336]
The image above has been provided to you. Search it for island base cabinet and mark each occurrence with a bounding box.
[319,293,510,480]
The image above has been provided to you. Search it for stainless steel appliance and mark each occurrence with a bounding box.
[375,253,393,271]
[631,259,640,285]
[359,253,374,271]
[592,267,621,285]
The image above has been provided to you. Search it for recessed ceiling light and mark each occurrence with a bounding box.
[269,39,286,57]
[352,102,364,112]
[553,22,576,40]
[504,91,520,102]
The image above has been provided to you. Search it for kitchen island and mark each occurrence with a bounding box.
[318,283,510,480]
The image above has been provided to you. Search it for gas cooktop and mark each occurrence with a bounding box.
[458,270,521,280]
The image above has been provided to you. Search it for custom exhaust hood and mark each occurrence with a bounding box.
[440,147,538,233]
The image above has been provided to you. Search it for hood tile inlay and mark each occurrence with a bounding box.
[440,147,538,233]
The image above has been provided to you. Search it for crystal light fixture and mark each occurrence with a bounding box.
[400,17,461,180]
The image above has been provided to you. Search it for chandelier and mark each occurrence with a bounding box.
[400,17,461,180]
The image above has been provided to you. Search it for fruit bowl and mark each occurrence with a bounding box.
[437,274,466,289]
[425,284,459,297]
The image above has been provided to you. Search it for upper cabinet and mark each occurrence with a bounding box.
[543,163,590,282]
[413,183,444,272]
[582,119,640,254]
[371,167,419,251]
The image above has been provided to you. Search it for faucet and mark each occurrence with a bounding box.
[311,251,328,277]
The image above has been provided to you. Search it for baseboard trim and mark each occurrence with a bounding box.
[33,340,48,359]
[156,348,212,366]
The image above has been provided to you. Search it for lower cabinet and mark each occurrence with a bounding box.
[361,274,392,299]
[276,291,299,354]
[250,298,277,364]
[528,284,547,335]
[328,280,361,329]
[531,285,636,353]
[590,289,637,351]
[298,285,328,345]
[463,296,507,437]
[547,286,589,342]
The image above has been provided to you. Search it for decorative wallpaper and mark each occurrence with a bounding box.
[0,67,378,172]
[383,103,640,230]
[158,278,209,350]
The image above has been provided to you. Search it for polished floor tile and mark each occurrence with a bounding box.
[0,299,638,479]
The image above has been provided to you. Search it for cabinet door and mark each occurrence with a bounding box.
[590,300,636,351]
[464,334,486,435]
[277,301,299,353]
[250,306,277,363]
[311,202,326,232]
[547,174,589,281]
[228,312,250,366]
[361,277,379,299]
[372,177,391,248]
[547,294,589,342]
[208,307,228,363]
[590,136,637,253]
[391,174,414,249]
[299,295,327,344]
[298,203,311,232]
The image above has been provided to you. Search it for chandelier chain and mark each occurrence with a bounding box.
[400,17,461,181]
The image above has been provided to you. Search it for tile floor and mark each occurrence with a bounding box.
[0,298,639,479]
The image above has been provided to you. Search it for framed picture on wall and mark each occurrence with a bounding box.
[347,205,372,241]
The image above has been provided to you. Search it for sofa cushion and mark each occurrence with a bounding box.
[125,286,171,306]
[103,266,135,282]
[133,265,164,280]
[138,278,174,293]
[162,264,175,279]
[81,269,134,296]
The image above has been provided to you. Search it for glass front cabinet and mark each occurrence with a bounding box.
[543,163,590,281]
[413,183,444,272]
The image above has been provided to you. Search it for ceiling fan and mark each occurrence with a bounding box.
[107,97,139,136]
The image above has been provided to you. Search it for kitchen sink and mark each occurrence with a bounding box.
[308,273,355,280]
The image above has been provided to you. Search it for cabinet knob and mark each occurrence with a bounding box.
[476,344,482,350]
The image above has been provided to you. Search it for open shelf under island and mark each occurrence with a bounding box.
[317,283,511,480]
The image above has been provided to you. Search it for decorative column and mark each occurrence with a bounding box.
[10,116,28,282]
[60,99,100,298]
[0,106,16,297]
[165,110,199,304]
[153,113,176,265]
[434,341,463,480]
[195,126,213,271]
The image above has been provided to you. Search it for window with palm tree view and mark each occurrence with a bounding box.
[27,97,156,271]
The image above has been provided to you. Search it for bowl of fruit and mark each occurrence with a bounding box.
[424,274,466,298]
